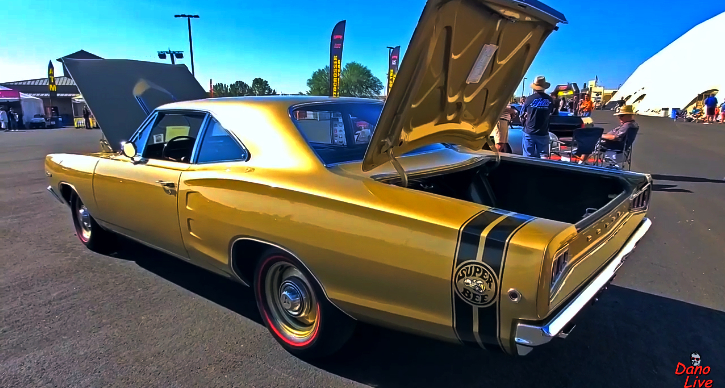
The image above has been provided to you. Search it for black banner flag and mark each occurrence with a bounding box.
[48,60,57,100]
[329,20,346,97]
[387,46,400,96]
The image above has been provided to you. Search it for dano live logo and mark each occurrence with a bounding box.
[675,352,713,387]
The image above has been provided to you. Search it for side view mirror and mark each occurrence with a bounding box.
[121,141,137,158]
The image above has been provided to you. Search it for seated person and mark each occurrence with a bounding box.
[601,104,639,151]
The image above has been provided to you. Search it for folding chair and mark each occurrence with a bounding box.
[554,127,604,164]
[600,126,639,170]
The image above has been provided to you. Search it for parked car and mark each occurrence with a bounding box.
[28,114,47,129]
[45,0,652,360]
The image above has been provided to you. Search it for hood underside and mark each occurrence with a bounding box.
[362,0,566,172]
[63,59,208,151]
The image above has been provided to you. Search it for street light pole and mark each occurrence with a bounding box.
[521,77,527,99]
[175,14,200,76]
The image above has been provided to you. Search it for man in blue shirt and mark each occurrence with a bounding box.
[704,94,718,124]
[521,76,554,158]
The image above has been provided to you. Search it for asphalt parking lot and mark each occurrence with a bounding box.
[1,112,724,388]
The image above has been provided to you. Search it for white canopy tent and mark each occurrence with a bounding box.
[610,11,725,117]
[0,85,44,125]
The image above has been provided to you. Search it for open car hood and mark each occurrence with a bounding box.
[362,0,566,172]
[63,59,208,151]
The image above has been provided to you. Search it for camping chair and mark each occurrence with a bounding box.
[600,125,639,170]
[554,127,605,164]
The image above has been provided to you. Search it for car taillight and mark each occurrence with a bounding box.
[631,185,651,211]
[550,249,569,292]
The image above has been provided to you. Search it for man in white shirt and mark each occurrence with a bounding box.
[0,107,8,132]
[492,104,518,153]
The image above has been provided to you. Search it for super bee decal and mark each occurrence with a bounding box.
[454,261,497,307]
[451,210,535,352]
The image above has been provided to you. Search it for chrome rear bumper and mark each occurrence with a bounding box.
[47,185,65,204]
[513,217,652,355]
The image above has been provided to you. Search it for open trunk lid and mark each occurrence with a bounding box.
[62,58,208,151]
[362,0,566,172]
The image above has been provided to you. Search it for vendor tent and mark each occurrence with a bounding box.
[610,11,725,116]
[0,85,44,125]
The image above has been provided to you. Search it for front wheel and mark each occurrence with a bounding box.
[254,249,356,359]
[70,193,116,253]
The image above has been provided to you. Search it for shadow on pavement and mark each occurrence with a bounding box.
[105,239,725,388]
[651,174,725,184]
[109,237,262,324]
[652,184,693,193]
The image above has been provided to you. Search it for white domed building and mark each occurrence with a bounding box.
[610,11,725,117]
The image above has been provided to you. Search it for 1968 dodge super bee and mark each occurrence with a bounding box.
[45,0,651,359]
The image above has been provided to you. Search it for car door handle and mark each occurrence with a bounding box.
[155,180,176,188]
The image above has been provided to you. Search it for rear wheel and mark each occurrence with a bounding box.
[254,249,356,359]
[70,192,116,253]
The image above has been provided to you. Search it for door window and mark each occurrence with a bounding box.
[195,118,249,163]
[140,112,205,163]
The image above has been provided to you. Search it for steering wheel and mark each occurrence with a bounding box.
[162,136,196,162]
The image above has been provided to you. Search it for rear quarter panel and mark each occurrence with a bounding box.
[177,161,513,342]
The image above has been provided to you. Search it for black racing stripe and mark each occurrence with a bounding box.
[476,214,535,349]
[452,210,502,346]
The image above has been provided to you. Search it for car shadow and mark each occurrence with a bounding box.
[105,239,725,388]
[652,184,693,193]
[108,237,262,324]
[651,174,725,184]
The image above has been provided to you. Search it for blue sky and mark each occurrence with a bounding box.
[2,0,724,94]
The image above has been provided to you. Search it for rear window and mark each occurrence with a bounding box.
[291,102,444,165]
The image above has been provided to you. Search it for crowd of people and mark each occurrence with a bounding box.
[676,93,725,123]
[0,106,20,132]
[493,75,637,163]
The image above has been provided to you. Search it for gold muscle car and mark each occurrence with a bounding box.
[45,0,652,359]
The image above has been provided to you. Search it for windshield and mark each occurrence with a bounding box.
[291,102,445,165]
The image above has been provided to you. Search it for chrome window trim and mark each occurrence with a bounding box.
[229,236,356,320]
[188,113,212,163]
[191,114,250,165]
[130,109,209,162]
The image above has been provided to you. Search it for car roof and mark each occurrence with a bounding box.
[154,96,384,171]
[158,95,383,111]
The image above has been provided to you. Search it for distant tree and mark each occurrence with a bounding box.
[306,66,330,96]
[305,63,382,98]
[229,81,251,96]
[340,62,383,98]
[250,78,274,96]
[212,83,230,97]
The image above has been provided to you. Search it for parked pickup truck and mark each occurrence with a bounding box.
[511,103,593,137]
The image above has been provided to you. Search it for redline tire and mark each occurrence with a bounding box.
[70,192,116,253]
[254,248,355,359]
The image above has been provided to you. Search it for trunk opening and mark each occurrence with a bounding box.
[381,158,628,225]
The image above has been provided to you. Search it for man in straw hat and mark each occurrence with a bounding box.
[520,76,554,158]
[601,104,639,150]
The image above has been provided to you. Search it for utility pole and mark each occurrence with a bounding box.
[521,77,527,99]
[175,14,200,76]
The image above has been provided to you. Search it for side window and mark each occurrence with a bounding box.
[294,110,347,146]
[195,118,248,164]
[141,112,205,163]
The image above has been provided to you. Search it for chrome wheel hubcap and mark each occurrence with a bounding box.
[75,200,92,240]
[264,262,318,344]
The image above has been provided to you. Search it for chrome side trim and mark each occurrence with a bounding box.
[47,185,64,204]
[106,226,192,263]
[514,217,651,351]
[229,236,357,320]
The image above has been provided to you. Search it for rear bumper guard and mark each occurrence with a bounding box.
[513,217,652,355]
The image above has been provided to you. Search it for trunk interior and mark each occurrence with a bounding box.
[392,158,627,225]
